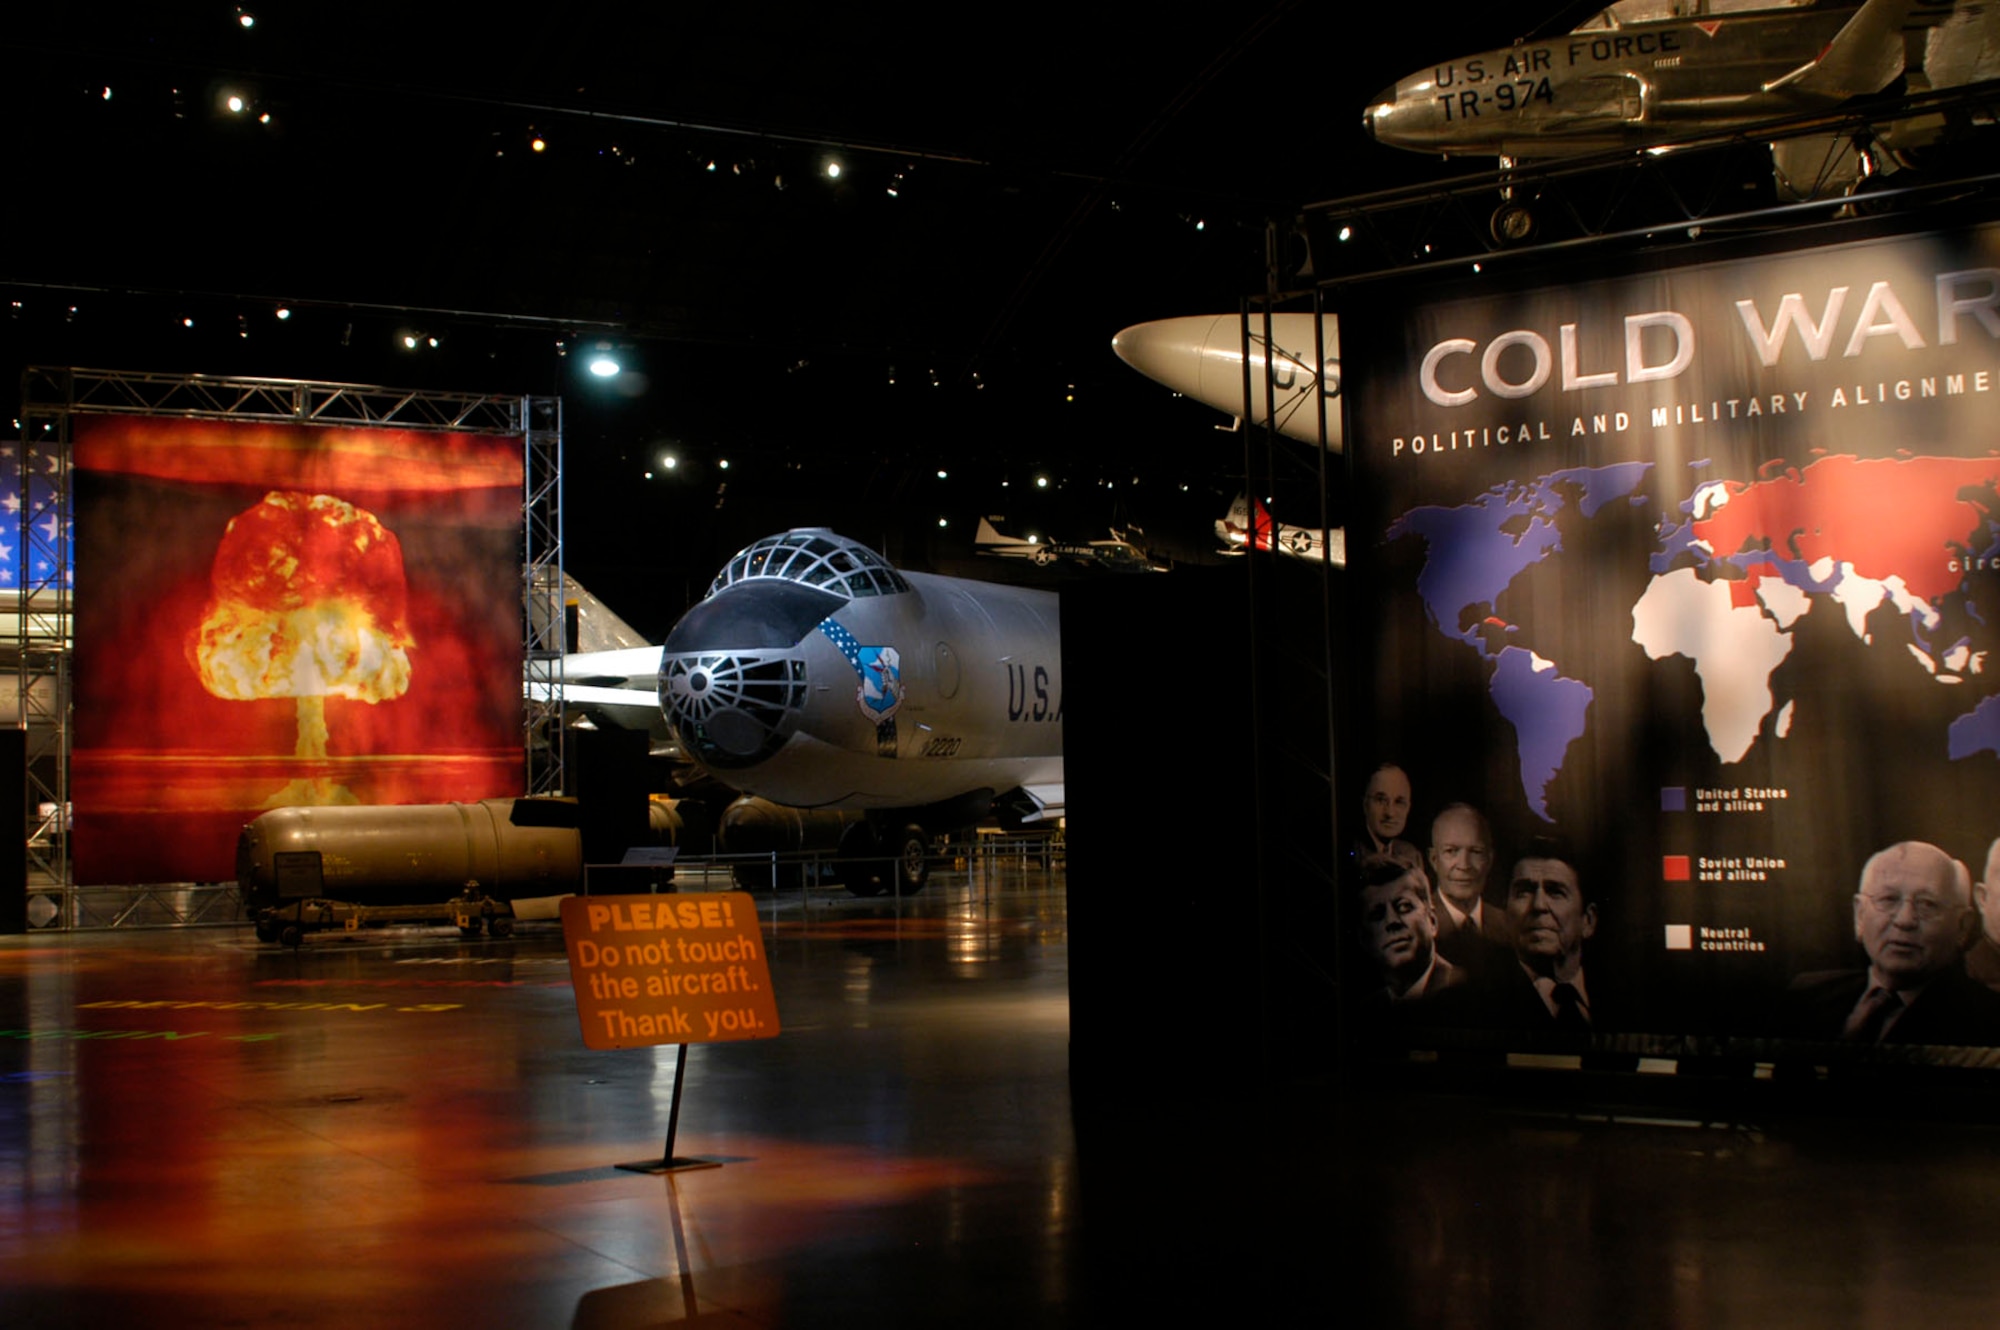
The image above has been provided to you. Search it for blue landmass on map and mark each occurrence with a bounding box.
[1948,695,2000,761]
[1385,462,1647,823]
[1488,646,1593,821]
[1388,464,1651,648]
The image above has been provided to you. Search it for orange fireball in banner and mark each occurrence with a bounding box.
[187,490,416,805]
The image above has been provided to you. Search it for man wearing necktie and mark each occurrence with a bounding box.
[1428,803,1511,970]
[1771,841,2000,1047]
[1500,843,1599,1031]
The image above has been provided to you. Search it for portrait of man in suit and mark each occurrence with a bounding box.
[1354,763,1418,865]
[1771,840,2000,1046]
[1495,843,1599,1031]
[1427,803,1508,968]
[1356,854,1463,1005]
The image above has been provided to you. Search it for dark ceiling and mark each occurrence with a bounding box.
[1,0,1527,632]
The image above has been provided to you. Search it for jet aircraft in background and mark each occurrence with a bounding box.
[1217,494,1348,566]
[658,528,1063,894]
[973,516,1161,572]
[1111,313,1341,449]
[525,578,674,748]
[1364,0,2000,206]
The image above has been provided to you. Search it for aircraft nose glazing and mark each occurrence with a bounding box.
[660,650,808,767]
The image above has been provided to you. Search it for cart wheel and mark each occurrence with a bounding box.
[488,916,514,939]
[280,925,303,948]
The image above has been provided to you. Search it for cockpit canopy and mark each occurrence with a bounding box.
[705,528,911,602]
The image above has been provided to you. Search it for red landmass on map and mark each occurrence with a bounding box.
[1691,454,2000,602]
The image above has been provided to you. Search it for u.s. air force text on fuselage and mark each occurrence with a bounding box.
[1382,266,2000,460]
[1423,30,1684,124]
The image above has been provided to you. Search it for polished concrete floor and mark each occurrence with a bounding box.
[9,865,2000,1327]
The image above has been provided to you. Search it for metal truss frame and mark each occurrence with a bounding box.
[12,367,561,928]
[522,397,566,798]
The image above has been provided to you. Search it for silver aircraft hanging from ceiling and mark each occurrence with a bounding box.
[1363,0,2000,204]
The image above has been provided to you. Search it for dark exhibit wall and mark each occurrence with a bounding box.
[70,414,527,885]
[1342,220,2000,1061]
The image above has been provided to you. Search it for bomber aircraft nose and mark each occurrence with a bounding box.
[658,580,838,769]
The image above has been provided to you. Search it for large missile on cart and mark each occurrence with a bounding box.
[237,797,584,938]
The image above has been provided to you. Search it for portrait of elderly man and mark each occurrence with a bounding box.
[1353,763,1418,866]
[1355,854,1464,1006]
[1771,841,2000,1046]
[1427,802,1511,969]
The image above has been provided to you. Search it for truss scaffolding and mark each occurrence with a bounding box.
[12,367,561,929]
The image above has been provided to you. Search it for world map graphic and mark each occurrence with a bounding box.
[1385,454,2000,821]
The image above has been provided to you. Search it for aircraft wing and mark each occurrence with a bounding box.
[1014,783,1065,824]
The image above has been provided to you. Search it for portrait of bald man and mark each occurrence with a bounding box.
[1427,803,1510,969]
[1353,763,1418,867]
[1771,841,2000,1046]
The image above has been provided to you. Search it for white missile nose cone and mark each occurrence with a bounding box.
[1111,312,1343,452]
[1111,316,1231,401]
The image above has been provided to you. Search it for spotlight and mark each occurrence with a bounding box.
[825,158,843,179]
[718,459,730,470]
[661,454,678,470]
[531,131,546,152]
[275,307,290,320]
[588,355,620,378]
[236,9,255,27]
[225,94,245,114]
[402,334,418,349]
[1036,476,1049,488]
[936,469,948,480]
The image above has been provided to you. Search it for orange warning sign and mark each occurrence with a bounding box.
[560,893,780,1050]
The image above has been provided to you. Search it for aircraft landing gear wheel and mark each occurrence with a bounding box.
[1490,201,1535,246]
[893,825,930,895]
[488,916,513,939]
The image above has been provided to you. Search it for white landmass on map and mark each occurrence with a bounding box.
[1632,567,1796,764]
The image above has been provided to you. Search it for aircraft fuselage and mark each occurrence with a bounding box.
[1366,6,1866,157]
[658,530,1063,814]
